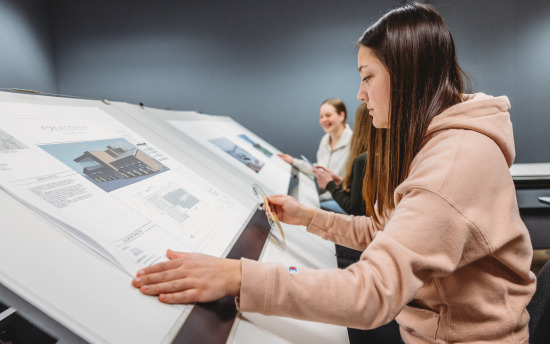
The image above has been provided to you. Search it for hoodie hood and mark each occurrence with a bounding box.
[425,93,515,167]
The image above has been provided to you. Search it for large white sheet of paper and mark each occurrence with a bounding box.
[0,102,251,276]
[168,119,290,195]
[207,116,291,172]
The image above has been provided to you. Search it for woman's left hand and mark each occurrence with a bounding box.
[132,250,242,304]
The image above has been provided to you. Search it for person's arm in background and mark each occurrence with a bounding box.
[325,154,367,215]
[292,158,314,175]
[277,153,294,165]
[277,153,314,176]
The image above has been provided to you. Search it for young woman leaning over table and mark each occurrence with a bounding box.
[132,3,535,343]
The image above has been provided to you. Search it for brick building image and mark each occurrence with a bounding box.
[74,145,163,182]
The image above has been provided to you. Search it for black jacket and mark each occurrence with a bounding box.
[325,152,367,216]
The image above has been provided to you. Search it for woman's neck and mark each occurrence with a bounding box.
[329,124,346,150]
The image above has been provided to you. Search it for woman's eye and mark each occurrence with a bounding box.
[362,76,370,83]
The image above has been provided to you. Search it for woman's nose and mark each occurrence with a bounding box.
[357,88,368,102]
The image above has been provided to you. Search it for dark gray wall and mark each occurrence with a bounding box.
[2,0,549,163]
[52,0,394,162]
[433,0,550,163]
[0,0,56,93]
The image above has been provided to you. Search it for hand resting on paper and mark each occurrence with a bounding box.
[132,250,241,304]
[133,196,316,304]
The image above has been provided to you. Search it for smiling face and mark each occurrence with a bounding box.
[357,45,391,129]
[319,103,345,135]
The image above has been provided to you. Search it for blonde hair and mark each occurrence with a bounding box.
[321,98,347,124]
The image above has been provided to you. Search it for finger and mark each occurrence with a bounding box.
[273,204,287,220]
[159,289,199,304]
[139,278,194,296]
[133,266,187,287]
[136,259,182,277]
[266,194,289,205]
[167,249,186,260]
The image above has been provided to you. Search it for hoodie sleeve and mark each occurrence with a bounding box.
[306,209,380,251]
[236,186,492,329]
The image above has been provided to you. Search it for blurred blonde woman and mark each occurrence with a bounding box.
[278,98,352,203]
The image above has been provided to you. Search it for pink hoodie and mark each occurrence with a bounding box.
[237,93,536,343]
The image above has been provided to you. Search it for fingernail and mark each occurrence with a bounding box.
[137,270,146,276]
[134,278,142,285]
[142,286,149,292]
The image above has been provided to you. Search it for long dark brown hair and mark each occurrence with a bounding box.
[359,2,470,223]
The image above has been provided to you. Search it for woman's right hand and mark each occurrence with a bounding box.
[313,166,333,189]
[267,195,316,227]
[277,153,294,165]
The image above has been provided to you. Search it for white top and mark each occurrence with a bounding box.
[293,124,353,200]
